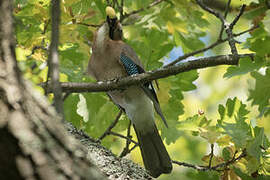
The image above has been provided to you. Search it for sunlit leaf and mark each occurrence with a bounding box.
[218,98,251,148]
[248,68,270,116]
[77,94,89,123]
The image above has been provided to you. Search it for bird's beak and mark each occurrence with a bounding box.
[107,16,117,28]
[106,6,117,28]
[106,6,118,39]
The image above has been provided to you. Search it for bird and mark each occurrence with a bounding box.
[87,6,172,178]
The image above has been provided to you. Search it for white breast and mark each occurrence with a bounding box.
[96,24,106,49]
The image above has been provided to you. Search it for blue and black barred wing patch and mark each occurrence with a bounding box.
[120,52,144,75]
[120,52,159,102]
[119,53,168,126]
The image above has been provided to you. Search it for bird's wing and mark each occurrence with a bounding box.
[119,45,168,127]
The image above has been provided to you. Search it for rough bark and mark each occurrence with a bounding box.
[0,1,151,179]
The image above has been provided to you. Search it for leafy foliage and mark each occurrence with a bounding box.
[14,0,270,179]
[248,69,270,116]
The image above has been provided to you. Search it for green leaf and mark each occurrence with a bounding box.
[71,0,92,15]
[64,94,81,128]
[218,98,251,148]
[222,147,232,161]
[93,0,106,18]
[174,32,205,54]
[248,68,270,116]
[83,93,121,140]
[76,94,89,123]
[243,5,266,20]
[244,25,270,56]
[127,28,173,69]
[224,57,263,78]
[59,43,88,82]
[221,122,251,148]
[178,115,209,131]
[199,126,220,144]
[247,127,264,161]
[160,70,198,144]
[262,10,270,35]
[218,97,249,124]
[234,167,270,180]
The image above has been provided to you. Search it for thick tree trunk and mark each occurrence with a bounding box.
[0,1,151,179]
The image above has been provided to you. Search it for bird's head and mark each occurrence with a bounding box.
[105,6,123,40]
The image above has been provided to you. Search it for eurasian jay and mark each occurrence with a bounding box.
[88,7,172,177]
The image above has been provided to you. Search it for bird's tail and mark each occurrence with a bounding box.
[134,124,172,178]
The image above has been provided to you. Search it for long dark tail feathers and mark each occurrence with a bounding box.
[134,125,172,178]
[141,85,168,128]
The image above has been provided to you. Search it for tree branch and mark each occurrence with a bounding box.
[98,110,123,141]
[109,131,139,146]
[121,0,165,22]
[76,22,101,28]
[196,0,247,64]
[172,150,246,172]
[48,0,63,115]
[224,0,231,19]
[119,120,135,157]
[67,122,151,179]
[196,0,225,22]
[164,25,257,67]
[43,53,254,93]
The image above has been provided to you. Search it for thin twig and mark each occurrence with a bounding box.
[196,0,224,22]
[209,144,214,168]
[109,131,139,145]
[218,21,225,41]
[119,120,133,157]
[225,23,238,56]
[98,110,123,141]
[172,150,246,172]
[225,5,246,57]
[164,24,257,68]
[26,46,48,59]
[120,144,139,158]
[232,150,238,160]
[195,0,246,63]
[62,92,71,101]
[121,0,165,22]
[233,25,259,37]
[77,22,101,28]
[119,0,124,21]
[113,0,119,10]
[230,5,246,29]
[224,0,231,19]
[218,0,231,40]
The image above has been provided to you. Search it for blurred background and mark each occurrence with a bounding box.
[14,0,270,179]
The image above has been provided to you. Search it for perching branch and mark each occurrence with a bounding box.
[43,53,254,93]
[47,0,63,115]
